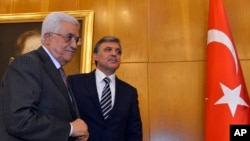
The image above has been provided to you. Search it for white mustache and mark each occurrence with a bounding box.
[64,46,76,53]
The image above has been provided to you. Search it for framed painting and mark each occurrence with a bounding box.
[0,10,94,79]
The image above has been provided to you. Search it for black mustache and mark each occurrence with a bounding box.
[108,56,118,61]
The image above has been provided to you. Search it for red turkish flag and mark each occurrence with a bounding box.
[205,0,250,141]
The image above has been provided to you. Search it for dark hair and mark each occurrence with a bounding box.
[93,36,122,66]
[93,36,122,54]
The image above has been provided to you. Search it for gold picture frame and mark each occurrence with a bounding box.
[0,10,94,79]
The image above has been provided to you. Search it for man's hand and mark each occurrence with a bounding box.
[71,118,89,140]
[76,135,88,141]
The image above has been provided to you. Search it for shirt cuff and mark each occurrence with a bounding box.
[69,123,73,136]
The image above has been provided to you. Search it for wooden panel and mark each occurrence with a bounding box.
[240,61,250,98]
[79,0,148,62]
[47,0,79,11]
[148,62,205,141]
[116,63,149,141]
[148,0,208,62]
[12,0,80,12]
[0,0,13,13]
[12,0,43,12]
[223,0,250,59]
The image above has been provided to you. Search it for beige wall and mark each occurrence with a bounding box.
[1,0,250,140]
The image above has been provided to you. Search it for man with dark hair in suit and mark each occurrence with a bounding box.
[68,36,143,141]
[0,12,89,141]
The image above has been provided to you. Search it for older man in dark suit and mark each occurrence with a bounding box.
[68,36,143,141]
[0,12,88,141]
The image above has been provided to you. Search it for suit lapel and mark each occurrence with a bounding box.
[36,47,76,118]
[108,77,121,119]
[87,71,106,117]
[68,86,79,118]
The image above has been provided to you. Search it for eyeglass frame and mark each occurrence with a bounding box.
[50,32,82,46]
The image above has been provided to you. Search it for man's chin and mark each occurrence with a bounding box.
[110,64,120,70]
[64,56,74,63]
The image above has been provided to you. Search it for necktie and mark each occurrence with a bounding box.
[58,67,68,88]
[58,68,76,119]
[58,67,73,103]
[100,77,112,120]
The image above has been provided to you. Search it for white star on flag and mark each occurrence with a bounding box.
[215,83,249,117]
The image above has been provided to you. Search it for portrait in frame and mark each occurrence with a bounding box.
[0,10,94,80]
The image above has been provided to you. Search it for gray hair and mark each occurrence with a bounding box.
[41,12,80,40]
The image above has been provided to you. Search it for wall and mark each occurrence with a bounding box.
[1,0,250,140]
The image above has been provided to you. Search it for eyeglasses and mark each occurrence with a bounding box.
[50,32,81,46]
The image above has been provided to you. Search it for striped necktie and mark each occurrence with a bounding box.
[100,77,112,120]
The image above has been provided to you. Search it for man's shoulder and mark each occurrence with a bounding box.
[11,50,39,67]
[116,77,136,90]
[13,46,43,62]
[68,71,94,80]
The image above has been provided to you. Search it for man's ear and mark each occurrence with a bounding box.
[93,53,98,61]
[43,33,51,44]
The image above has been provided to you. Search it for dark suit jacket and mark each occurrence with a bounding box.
[0,47,79,141]
[68,70,142,141]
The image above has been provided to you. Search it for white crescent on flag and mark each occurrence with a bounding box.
[207,29,238,73]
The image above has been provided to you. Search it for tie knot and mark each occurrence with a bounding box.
[103,77,110,84]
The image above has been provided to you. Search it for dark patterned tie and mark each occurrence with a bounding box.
[58,67,76,118]
[58,67,68,88]
[100,77,112,120]
[58,67,73,102]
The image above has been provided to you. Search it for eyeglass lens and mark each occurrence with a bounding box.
[51,32,81,45]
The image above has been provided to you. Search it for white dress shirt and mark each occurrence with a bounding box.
[95,69,116,108]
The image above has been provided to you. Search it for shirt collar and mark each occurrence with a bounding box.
[95,68,115,83]
[42,45,61,69]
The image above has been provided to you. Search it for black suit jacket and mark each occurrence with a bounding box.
[0,47,79,141]
[68,70,142,141]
